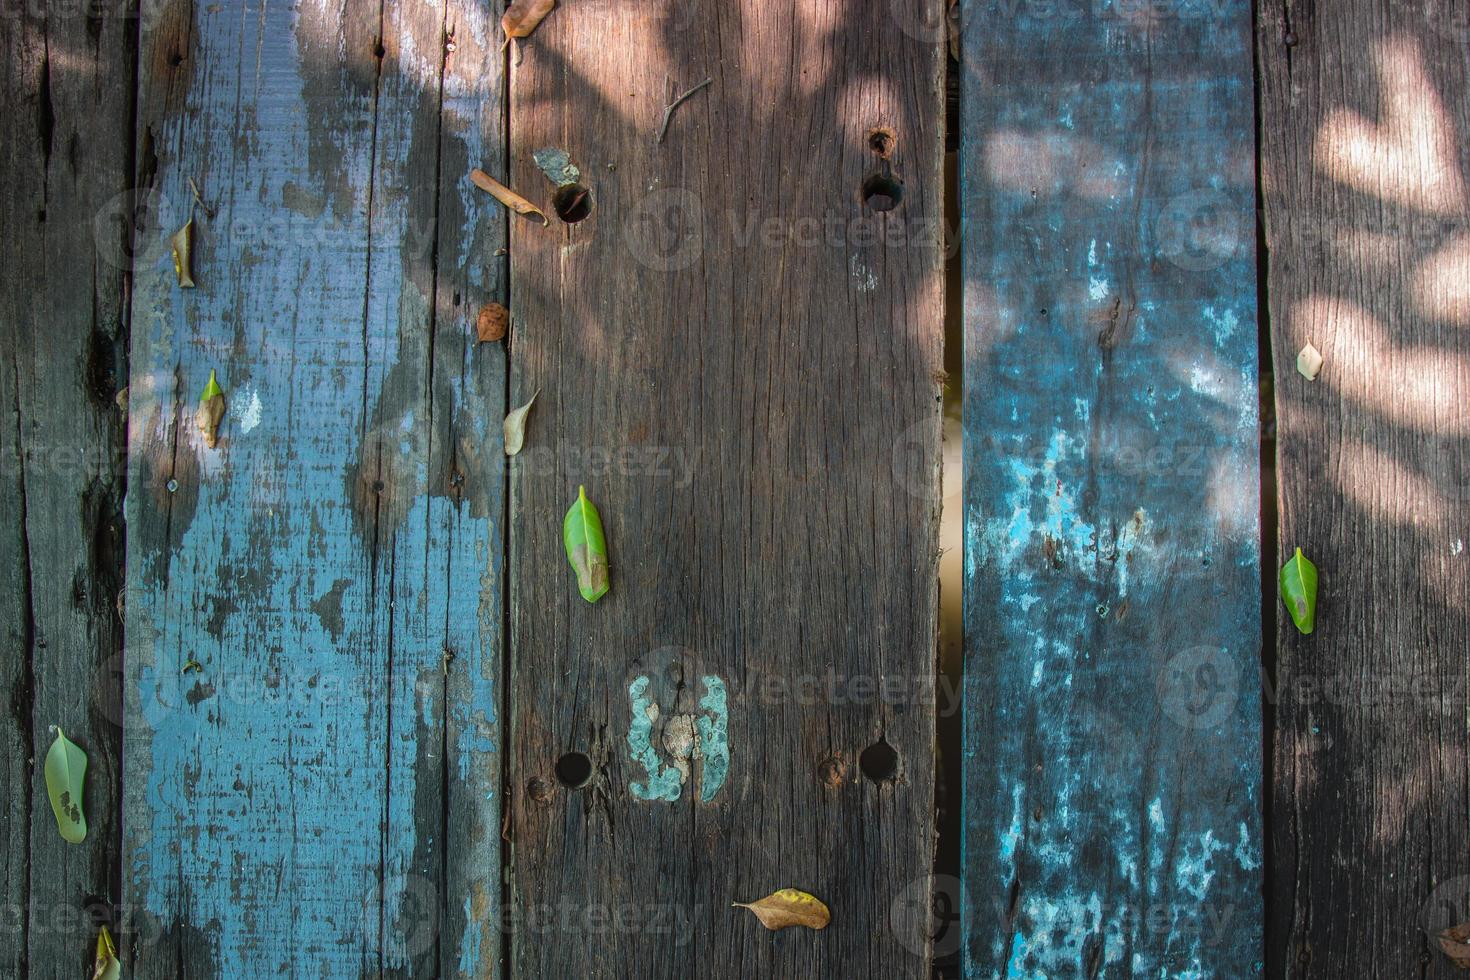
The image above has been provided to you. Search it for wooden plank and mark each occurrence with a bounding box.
[1258,4,1470,975]
[961,2,1262,975]
[0,6,134,977]
[121,1,504,975]
[504,2,945,976]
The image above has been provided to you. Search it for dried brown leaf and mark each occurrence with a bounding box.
[196,370,226,448]
[501,0,556,47]
[470,169,548,226]
[1440,923,1470,969]
[477,302,509,343]
[732,889,830,931]
[503,389,539,457]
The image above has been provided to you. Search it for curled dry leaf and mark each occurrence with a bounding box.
[470,169,548,226]
[44,726,87,844]
[563,485,610,603]
[503,389,539,457]
[732,889,831,931]
[1297,342,1323,381]
[196,369,226,448]
[477,302,509,343]
[1440,923,1470,969]
[93,925,120,980]
[501,0,555,48]
[171,218,196,288]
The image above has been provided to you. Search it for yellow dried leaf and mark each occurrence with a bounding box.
[1441,923,1470,969]
[93,925,120,980]
[470,169,548,226]
[171,219,196,288]
[732,888,830,931]
[501,0,556,47]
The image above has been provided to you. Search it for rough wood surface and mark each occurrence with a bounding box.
[1258,3,1470,976]
[961,2,1262,975]
[0,5,133,977]
[504,2,945,977]
[121,1,504,975]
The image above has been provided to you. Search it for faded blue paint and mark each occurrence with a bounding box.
[122,2,503,977]
[962,0,1261,975]
[695,675,729,802]
[627,676,684,802]
[627,673,730,803]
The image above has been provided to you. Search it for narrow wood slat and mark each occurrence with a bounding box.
[0,6,133,977]
[961,2,1262,974]
[1258,3,1470,975]
[122,1,504,975]
[505,2,944,976]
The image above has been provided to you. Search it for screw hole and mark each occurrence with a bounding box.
[555,751,592,788]
[861,173,904,212]
[552,183,593,223]
[867,127,896,159]
[859,738,900,783]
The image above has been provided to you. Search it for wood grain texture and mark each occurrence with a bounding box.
[0,5,133,977]
[1258,3,1470,976]
[121,1,504,975]
[504,1,944,977]
[961,2,1262,976]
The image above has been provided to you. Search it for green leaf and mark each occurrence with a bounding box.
[563,485,609,603]
[44,726,87,844]
[93,925,120,980]
[1280,547,1319,635]
[171,218,196,288]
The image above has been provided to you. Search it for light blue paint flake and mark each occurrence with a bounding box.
[626,676,684,801]
[696,675,729,802]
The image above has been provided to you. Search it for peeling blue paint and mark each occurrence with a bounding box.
[627,676,684,801]
[696,675,729,802]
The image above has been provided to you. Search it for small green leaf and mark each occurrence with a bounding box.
[44,726,87,844]
[563,485,609,603]
[93,925,120,980]
[1280,547,1319,635]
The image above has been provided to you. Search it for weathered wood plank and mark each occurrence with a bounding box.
[961,2,1262,975]
[505,1,945,977]
[122,1,504,975]
[1258,4,1470,975]
[1,5,133,977]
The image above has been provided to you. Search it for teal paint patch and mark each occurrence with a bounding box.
[627,676,684,801]
[695,675,729,802]
[626,672,730,803]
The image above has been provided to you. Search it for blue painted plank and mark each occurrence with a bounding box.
[961,2,1262,976]
[122,1,503,975]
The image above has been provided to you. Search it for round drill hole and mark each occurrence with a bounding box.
[859,739,900,783]
[552,183,593,223]
[867,127,896,158]
[861,173,904,212]
[554,751,592,788]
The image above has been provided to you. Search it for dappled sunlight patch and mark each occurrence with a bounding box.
[1413,235,1470,325]
[1314,36,1467,215]
[1292,294,1470,432]
[984,128,1128,201]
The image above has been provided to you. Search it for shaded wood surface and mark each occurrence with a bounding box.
[961,1,1262,975]
[1258,2,1470,975]
[503,1,945,976]
[0,5,133,977]
[120,1,504,975]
